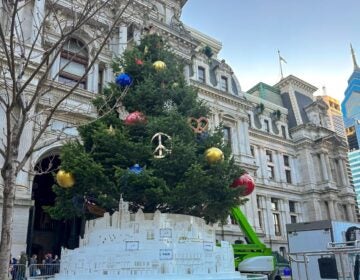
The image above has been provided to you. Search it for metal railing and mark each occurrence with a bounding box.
[28,264,60,279]
[8,264,26,280]
[288,240,360,280]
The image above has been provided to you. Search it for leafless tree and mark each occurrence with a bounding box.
[0,0,139,277]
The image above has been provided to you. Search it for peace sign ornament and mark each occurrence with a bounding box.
[151,132,172,159]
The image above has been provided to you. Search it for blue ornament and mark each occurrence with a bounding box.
[283,267,291,276]
[129,164,143,175]
[115,73,132,87]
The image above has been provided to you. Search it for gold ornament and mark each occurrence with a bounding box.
[205,147,224,164]
[56,170,75,188]
[153,60,166,71]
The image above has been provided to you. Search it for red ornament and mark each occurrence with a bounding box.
[135,58,143,65]
[124,111,146,125]
[230,173,255,196]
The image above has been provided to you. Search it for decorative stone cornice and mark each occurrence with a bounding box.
[274,74,318,94]
[248,130,294,148]
[193,80,253,111]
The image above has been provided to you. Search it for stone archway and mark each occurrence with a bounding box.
[26,154,82,261]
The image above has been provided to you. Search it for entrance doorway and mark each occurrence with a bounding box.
[26,155,82,261]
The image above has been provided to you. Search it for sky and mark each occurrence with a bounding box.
[181,0,360,103]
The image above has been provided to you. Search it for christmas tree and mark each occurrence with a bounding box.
[47,34,247,224]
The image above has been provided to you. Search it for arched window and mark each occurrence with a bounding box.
[59,38,88,89]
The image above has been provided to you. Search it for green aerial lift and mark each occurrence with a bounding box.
[230,207,274,274]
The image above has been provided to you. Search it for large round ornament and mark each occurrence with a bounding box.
[124,111,146,125]
[56,170,75,188]
[115,73,132,87]
[135,58,143,65]
[205,147,224,164]
[153,60,166,71]
[129,164,143,175]
[230,173,255,196]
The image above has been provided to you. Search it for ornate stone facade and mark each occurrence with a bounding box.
[0,0,356,259]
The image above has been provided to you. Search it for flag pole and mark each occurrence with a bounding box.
[278,49,284,79]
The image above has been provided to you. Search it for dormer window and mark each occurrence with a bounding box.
[59,38,88,89]
[198,66,205,83]
[220,76,228,91]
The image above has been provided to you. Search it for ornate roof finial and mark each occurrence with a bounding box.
[350,43,359,70]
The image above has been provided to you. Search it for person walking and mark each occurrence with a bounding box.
[52,255,60,274]
[29,254,38,277]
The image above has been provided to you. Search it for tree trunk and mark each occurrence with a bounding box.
[0,160,18,280]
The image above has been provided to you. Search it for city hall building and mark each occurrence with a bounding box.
[0,0,357,259]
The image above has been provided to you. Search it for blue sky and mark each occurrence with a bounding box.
[181,0,360,102]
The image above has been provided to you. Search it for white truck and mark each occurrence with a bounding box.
[286,220,360,280]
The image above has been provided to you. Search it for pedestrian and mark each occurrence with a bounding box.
[18,252,27,280]
[43,253,53,275]
[52,255,60,274]
[29,254,38,277]
[10,257,18,280]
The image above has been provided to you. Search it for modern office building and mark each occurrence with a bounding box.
[0,0,357,259]
[342,45,360,207]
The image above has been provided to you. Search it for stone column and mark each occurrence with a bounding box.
[133,27,141,45]
[280,199,288,233]
[118,24,128,56]
[273,151,282,182]
[243,119,251,155]
[341,158,350,186]
[338,159,347,186]
[92,62,99,93]
[236,119,247,155]
[290,156,297,185]
[50,54,61,82]
[265,196,274,237]
[104,66,113,85]
[258,146,268,180]
[31,0,45,47]
[320,153,329,181]
[324,153,333,181]
[328,200,336,220]
[346,204,354,222]
[183,64,190,84]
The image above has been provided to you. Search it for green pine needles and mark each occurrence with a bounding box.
[47,34,245,224]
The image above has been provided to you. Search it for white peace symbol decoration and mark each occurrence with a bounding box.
[151,132,172,159]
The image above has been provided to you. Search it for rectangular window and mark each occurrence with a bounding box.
[258,211,263,229]
[223,127,232,148]
[283,155,290,167]
[264,119,270,132]
[248,114,252,128]
[266,150,273,162]
[268,166,274,179]
[198,67,205,83]
[273,213,281,236]
[290,215,297,224]
[250,145,255,157]
[127,24,134,42]
[220,76,228,91]
[271,198,279,211]
[289,201,296,213]
[256,195,262,208]
[285,170,292,184]
[267,166,275,179]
